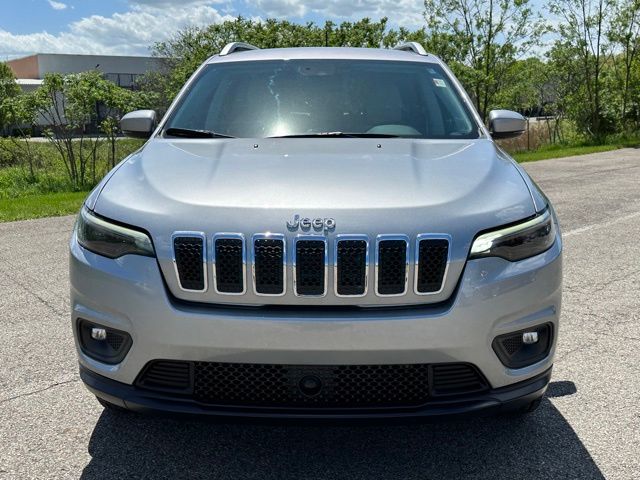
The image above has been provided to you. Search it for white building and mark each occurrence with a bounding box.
[5,53,167,132]
[7,53,166,90]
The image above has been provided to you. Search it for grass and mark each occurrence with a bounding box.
[0,191,88,222]
[0,137,143,222]
[511,139,639,162]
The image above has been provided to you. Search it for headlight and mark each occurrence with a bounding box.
[76,207,155,259]
[469,209,556,261]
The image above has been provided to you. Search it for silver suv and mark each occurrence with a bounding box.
[70,43,562,419]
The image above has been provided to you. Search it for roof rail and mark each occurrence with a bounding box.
[219,42,260,56]
[393,42,428,56]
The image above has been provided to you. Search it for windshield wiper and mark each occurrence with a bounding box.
[164,127,235,139]
[268,132,401,138]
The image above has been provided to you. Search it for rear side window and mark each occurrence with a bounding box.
[166,59,479,139]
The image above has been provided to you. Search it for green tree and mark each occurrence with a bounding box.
[100,85,158,169]
[0,62,21,133]
[607,0,640,130]
[423,0,548,122]
[31,71,125,187]
[0,92,41,179]
[548,0,614,138]
[496,58,549,115]
[149,17,401,102]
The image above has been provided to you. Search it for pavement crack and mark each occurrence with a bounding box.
[0,378,79,405]
[0,265,67,318]
[593,331,640,342]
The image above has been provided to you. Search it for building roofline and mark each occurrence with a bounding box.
[6,53,169,62]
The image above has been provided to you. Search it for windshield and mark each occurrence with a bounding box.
[164,59,480,139]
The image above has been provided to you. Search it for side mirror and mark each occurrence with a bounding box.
[488,110,526,139]
[120,110,157,138]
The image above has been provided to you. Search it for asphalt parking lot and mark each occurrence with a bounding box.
[1,149,639,479]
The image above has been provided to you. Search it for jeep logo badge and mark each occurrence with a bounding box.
[287,214,336,232]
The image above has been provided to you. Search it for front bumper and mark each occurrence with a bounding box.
[70,231,562,415]
[81,365,552,419]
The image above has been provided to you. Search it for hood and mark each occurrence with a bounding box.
[96,137,534,226]
[93,137,537,307]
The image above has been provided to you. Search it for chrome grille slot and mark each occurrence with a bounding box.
[415,235,450,294]
[170,231,451,300]
[172,233,206,291]
[252,235,286,296]
[375,236,409,296]
[335,237,368,297]
[214,235,245,294]
[294,237,327,296]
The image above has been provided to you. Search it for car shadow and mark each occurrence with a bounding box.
[80,381,602,480]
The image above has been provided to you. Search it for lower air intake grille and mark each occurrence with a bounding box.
[295,240,326,295]
[377,239,408,295]
[253,238,285,295]
[193,362,431,408]
[137,361,192,393]
[136,361,490,409]
[431,364,488,396]
[416,238,449,293]
[336,240,367,296]
[173,236,205,291]
[214,238,244,293]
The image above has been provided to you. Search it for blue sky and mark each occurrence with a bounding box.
[0,0,552,59]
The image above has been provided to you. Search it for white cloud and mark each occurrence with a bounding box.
[254,0,425,28]
[129,0,223,4]
[0,0,427,59]
[0,3,235,57]
[47,0,68,10]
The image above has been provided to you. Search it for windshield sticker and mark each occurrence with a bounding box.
[433,78,447,88]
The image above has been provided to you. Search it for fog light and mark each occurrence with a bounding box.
[91,327,107,340]
[78,319,132,364]
[492,323,553,369]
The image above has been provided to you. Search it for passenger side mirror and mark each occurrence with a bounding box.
[488,110,526,139]
[120,110,157,138]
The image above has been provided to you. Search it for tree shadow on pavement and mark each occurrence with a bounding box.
[81,381,602,480]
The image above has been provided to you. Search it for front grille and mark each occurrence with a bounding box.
[170,231,453,299]
[376,239,408,295]
[137,360,489,409]
[214,237,244,293]
[336,239,368,296]
[253,237,285,295]
[416,238,449,293]
[173,235,205,291]
[295,239,326,296]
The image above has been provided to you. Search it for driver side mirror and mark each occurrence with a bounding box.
[120,110,157,138]
[488,110,526,139]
